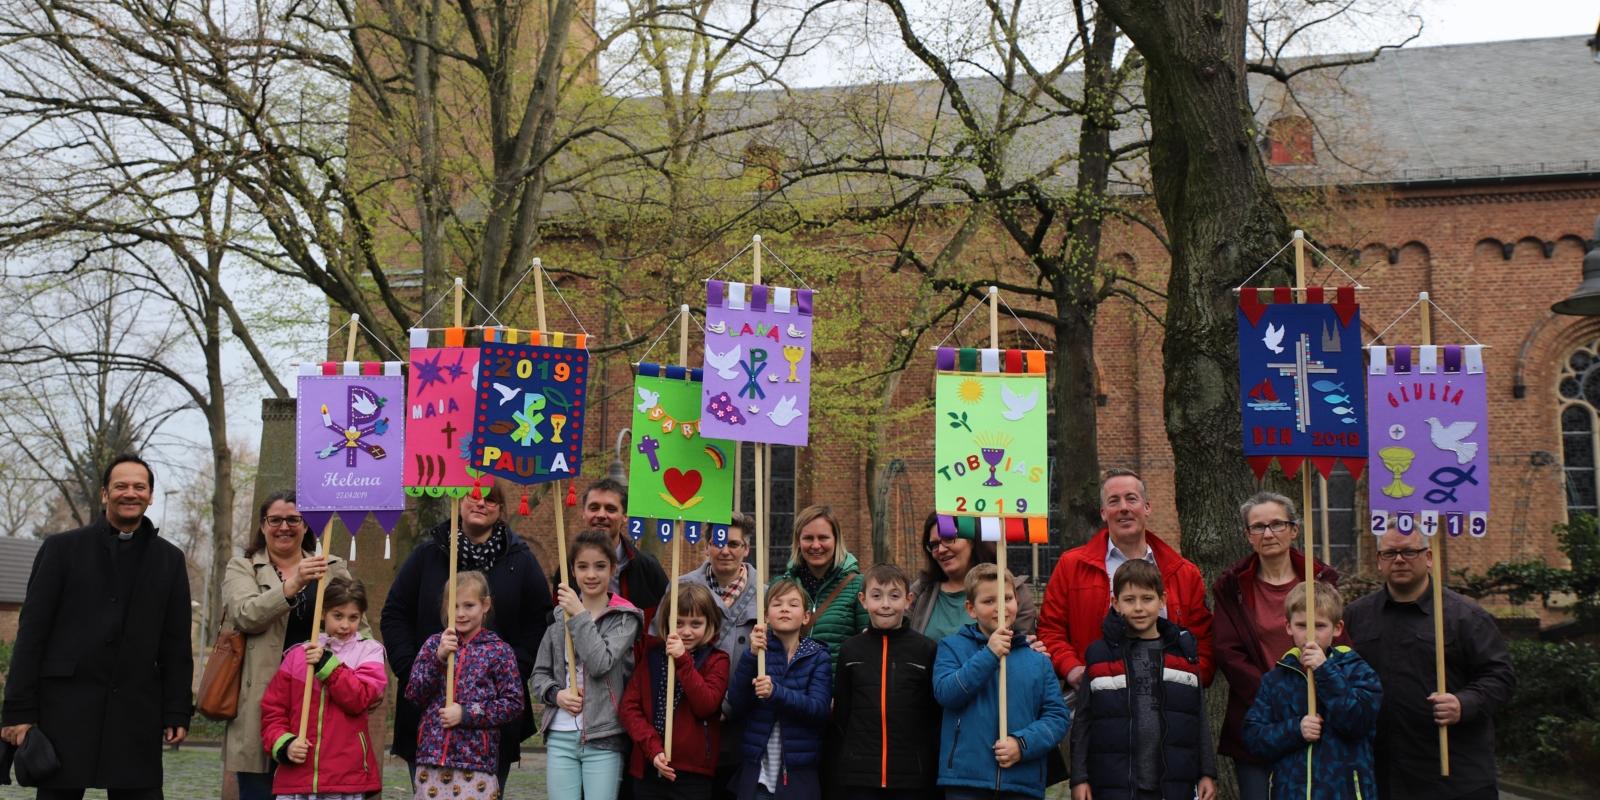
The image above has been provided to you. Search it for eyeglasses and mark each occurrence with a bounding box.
[264,516,305,528]
[1246,520,1296,535]
[715,539,748,550]
[1378,547,1429,562]
[925,539,953,554]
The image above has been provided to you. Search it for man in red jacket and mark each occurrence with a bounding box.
[1037,468,1215,689]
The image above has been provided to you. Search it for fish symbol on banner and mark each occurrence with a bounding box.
[1311,380,1345,393]
[635,387,660,413]
[768,395,802,427]
[493,383,521,406]
[1330,406,1353,415]
[1263,323,1286,354]
[705,345,743,380]
[1000,385,1039,421]
[1323,394,1351,405]
[1426,417,1479,464]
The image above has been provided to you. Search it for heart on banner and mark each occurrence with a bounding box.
[662,468,703,508]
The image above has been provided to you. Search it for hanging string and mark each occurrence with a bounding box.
[410,282,505,331]
[755,242,816,290]
[699,239,758,284]
[285,314,355,365]
[995,293,1051,352]
[636,306,687,366]
[933,294,997,348]
[1370,295,1484,347]
[484,262,539,322]
[352,316,406,362]
[1233,239,1297,290]
[1301,240,1369,290]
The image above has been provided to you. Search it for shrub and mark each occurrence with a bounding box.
[1497,640,1600,785]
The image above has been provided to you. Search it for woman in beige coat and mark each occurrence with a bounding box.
[220,490,357,800]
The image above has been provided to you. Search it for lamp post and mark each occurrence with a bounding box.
[1552,216,1600,316]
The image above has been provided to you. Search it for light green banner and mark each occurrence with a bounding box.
[935,372,1048,521]
[627,369,735,523]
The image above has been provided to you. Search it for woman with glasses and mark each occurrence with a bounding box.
[221,490,358,800]
[380,476,554,795]
[909,511,1038,642]
[1211,491,1345,800]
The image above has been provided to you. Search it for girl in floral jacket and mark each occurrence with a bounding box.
[405,571,524,800]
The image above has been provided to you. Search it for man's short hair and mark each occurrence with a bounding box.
[1112,559,1164,597]
[727,511,756,539]
[102,453,155,492]
[583,477,627,508]
[963,562,1017,603]
[1100,467,1146,504]
[862,563,910,594]
[1285,581,1344,624]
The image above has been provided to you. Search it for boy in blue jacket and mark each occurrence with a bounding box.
[935,563,1071,800]
[1244,580,1381,800]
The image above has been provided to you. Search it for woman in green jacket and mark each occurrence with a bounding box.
[773,505,868,664]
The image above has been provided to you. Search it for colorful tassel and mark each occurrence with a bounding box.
[348,535,356,562]
[384,533,392,560]
[566,484,577,507]
[519,493,530,516]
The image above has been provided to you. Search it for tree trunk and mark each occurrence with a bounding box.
[1051,306,1102,546]
[203,307,233,647]
[1096,0,1288,581]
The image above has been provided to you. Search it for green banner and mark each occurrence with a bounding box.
[934,372,1048,522]
[626,368,735,524]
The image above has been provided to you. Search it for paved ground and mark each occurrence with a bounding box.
[0,746,1544,799]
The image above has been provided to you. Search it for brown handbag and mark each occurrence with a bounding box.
[196,627,246,721]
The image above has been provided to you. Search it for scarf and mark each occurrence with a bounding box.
[440,522,511,572]
[798,566,828,603]
[705,562,747,608]
[650,644,712,736]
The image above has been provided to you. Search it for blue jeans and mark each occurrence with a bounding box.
[1234,760,1269,800]
[545,730,624,800]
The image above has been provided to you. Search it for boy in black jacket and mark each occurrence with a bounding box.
[832,564,940,799]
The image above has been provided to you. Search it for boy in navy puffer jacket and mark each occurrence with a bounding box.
[935,563,1070,800]
[1244,581,1381,800]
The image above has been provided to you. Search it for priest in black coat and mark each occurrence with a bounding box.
[1,455,193,799]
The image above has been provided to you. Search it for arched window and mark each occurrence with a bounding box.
[1558,339,1600,516]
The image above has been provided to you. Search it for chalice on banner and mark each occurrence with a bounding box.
[1378,446,1416,499]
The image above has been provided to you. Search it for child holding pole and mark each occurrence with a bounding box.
[405,571,524,800]
[935,563,1070,800]
[1244,581,1381,800]
[620,582,732,799]
[531,529,644,800]
[260,576,386,798]
[725,578,833,800]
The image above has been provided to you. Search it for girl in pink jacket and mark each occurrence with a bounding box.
[260,576,387,798]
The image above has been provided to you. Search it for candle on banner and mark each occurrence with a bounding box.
[626,363,736,544]
[1366,345,1489,538]
[699,280,814,446]
[295,361,408,557]
[1237,287,1369,481]
[932,347,1049,544]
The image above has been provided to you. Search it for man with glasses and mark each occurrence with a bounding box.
[1345,529,1514,800]
[2,454,192,799]
[674,513,759,800]
[1037,468,1215,690]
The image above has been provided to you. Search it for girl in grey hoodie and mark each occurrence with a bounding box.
[532,530,644,800]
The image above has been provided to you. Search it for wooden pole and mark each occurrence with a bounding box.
[531,258,579,690]
[752,236,769,677]
[988,286,1008,738]
[1420,292,1450,777]
[299,316,360,737]
[663,304,691,761]
[1319,476,1332,565]
[444,278,464,703]
[1293,231,1318,715]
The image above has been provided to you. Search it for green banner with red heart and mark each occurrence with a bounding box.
[625,364,735,526]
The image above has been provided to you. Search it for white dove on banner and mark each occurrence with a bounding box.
[1000,384,1039,421]
[705,345,743,380]
[493,383,521,405]
[635,386,660,413]
[1426,417,1479,464]
[768,395,801,426]
[1263,323,1286,355]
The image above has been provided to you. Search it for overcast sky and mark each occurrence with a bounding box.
[147,0,1600,527]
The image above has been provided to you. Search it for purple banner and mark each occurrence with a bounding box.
[1366,345,1489,537]
[699,280,813,446]
[296,369,407,531]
